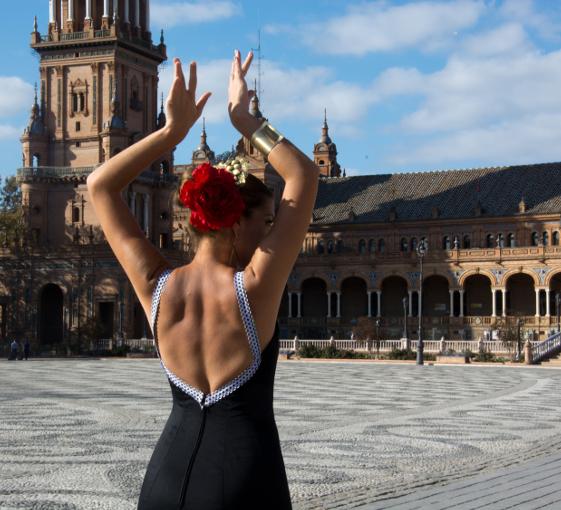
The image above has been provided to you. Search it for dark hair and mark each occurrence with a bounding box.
[177,170,274,250]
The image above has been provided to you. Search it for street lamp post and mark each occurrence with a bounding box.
[416,239,428,365]
[402,296,408,349]
[555,292,561,333]
[517,318,524,361]
[375,318,381,356]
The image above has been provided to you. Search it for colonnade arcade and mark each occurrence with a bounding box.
[281,271,561,323]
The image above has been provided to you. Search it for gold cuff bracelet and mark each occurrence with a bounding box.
[250,121,285,157]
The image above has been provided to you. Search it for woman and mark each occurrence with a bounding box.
[87,49,319,509]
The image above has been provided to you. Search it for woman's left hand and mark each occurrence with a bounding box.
[164,58,211,145]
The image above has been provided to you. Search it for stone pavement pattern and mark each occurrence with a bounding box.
[1,360,561,509]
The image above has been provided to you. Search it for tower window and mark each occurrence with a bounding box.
[76,122,81,132]
[76,141,81,147]
[72,207,80,223]
[318,160,325,165]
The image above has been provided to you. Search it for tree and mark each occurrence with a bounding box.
[352,316,378,352]
[0,176,25,250]
[0,176,22,213]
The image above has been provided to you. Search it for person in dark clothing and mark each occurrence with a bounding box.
[9,339,18,361]
[24,340,30,360]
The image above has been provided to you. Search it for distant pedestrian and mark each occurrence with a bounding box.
[24,340,30,360]
[9,339,18,361]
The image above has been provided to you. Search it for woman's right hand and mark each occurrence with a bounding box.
[228,49,262,138]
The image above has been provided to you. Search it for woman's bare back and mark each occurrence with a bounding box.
[154,263,280,395]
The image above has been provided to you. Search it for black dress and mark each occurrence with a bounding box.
[138,269,292,509]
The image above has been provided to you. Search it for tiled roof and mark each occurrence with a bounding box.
[312,162,561,225]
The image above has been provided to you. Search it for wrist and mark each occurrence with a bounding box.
[233,115,263,139]
[161,123,189,147]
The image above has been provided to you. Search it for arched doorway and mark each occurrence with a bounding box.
[506,273,535,316]
[464,275,492,316]
[423,275,450,316]
[381,276,408,317]
[301,277,327,338]
[38,284,64,344]
[341,277,368,321]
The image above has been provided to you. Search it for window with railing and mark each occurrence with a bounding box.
[358,238,366,254]
[531,231,539,246]
[442,236,451,250]
[463,235,471,248]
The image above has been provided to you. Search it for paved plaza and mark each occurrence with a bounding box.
[1,359,561,509]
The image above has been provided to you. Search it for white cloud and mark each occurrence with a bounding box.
[461,23,531,56]
[393,48,561,134]
[390,113,561,167]
[151,1,239,28]
[0,125,20,140]
[158,58,375,130]
[375,42,561,166]
[268,0,485,55]
[500,0,561,40]
[0,77,34,117]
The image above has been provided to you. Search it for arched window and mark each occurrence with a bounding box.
[543,231,549,246]
[358,239,366,254]
[553,231,560,246]
[32,154,40,168]
[419,237,428,250]
[442,236,451,250]
[327,240,334,254]
[410,237,418,251]
[72,206,80,223]
[336,239,344,253]
[486,234,494,248]
[497,233,504,248]
[531,232,539,246]
[400,238,408,252]
[317,239,324,254]
[463,235,471,249]
[507,233,515,247]
[378,239,385,253]
[368,239,376,253]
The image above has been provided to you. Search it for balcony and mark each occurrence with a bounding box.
[32,29,165,59]
[17,166,178,186]
[299,245,559,265]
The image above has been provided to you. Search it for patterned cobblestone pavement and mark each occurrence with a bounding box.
[1,359,561,509]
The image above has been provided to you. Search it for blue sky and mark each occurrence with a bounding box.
[2,0,561,180]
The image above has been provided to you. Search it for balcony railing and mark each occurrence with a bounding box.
[34,30,163,55]
[17,166,178,185]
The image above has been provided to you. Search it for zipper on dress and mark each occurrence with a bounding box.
[178,394,207,508]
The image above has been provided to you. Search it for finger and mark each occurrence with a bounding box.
[233,49,242,76]
[174,58,186,87]
[188,61,197,94]
[196,91,212,117]
[241,51,253,76]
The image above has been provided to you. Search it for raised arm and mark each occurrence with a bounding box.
[228,50,320,307]
[86,58,211,320]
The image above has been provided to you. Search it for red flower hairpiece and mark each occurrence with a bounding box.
[179,163,246,232]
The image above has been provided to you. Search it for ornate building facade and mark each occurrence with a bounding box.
[1,0,561,352]
[1,0,181,350]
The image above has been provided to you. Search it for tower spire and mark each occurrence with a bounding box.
[249,79,263,118]
[320,108,332,144]
[157,92,166,128]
